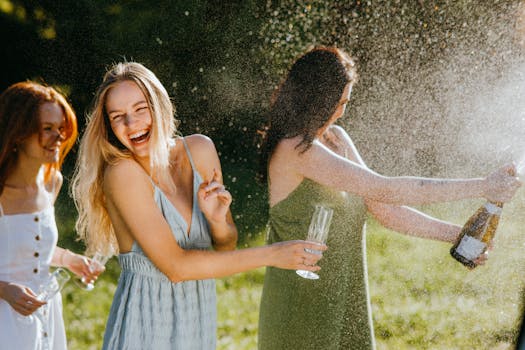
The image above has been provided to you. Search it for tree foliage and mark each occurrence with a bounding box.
[2,0,524,236]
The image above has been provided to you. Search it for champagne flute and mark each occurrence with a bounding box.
[36,267,71,302]
[74,252,109,291]
[296,205,333,280]
[31,268,71,332]
[15,268,70,325]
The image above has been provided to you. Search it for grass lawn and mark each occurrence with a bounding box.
[61,202,525,349]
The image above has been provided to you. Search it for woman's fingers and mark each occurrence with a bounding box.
[5,284,45,315]
[501,162,517,176]
[203,168,221,185]
[303,241,327,252]
[200,182,231,203]
[270,241,328,271]
[202,181,225,194]
[486,163,522,202]
[205,188,231,202]
[15,295,45,315]
[295,241,328,269]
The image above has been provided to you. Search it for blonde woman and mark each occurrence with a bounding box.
[72,62,326,349]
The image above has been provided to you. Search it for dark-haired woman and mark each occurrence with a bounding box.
[257,47,521,349]
[0,82,101,349]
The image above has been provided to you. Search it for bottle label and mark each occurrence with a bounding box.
[484,202,502,215]
[455,235,486,261]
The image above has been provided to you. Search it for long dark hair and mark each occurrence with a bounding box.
[259,47,357,182]
[0,81,77,195]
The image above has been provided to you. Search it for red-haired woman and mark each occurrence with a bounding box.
[0,82,101,349]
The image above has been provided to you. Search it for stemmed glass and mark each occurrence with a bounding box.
[31,268,71,330]
[36,267,71,302]
[296,205,333,280]
[74,252,109,291]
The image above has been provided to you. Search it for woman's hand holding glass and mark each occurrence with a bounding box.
[1,282,46,316]
[269,240,327,271]
[296,205,333,280]
[73,252,109,291]
[29,268,71,326]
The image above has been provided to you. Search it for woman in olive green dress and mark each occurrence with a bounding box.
[257,47,521,350]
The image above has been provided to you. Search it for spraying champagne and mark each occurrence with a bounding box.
[450,166,519,268]
[449,201,502,268]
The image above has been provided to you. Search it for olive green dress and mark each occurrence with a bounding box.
[258,179,375,350]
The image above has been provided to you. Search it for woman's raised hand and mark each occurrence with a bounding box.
[197,168,233,223]
[0,282,45,316]
[484,163,522,203]
[267,240,327,271]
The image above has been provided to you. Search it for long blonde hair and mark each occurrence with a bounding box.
[72,62,178,255]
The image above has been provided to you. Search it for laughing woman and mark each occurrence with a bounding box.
[72,62,326,350]
[0,82,101,349]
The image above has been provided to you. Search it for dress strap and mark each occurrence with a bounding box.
[0,201,4,217]
[51,169,57,193]
[181,137,197,172]
[47,168,60,202]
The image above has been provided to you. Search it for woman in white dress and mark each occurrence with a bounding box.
[0,81,102,349]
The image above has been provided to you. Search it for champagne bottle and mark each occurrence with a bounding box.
[450,201,503,268]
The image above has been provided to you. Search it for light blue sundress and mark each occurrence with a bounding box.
[102,139,217,350]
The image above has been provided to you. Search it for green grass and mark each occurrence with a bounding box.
[59,202,525,349]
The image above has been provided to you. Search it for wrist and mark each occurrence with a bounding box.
[263,244,276,267]
[206,215,229,226]
[447,225,462,244]
[212,226,238,251]
[59,249,72,268]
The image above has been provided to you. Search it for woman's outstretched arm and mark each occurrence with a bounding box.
[103,157,325,284]
[285,127,520,206]
[318,125,513,242]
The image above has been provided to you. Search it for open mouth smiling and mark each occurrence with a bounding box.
[44,145,60,153]
[129,130,150,144]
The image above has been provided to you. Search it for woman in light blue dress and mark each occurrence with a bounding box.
[72,62,326,350]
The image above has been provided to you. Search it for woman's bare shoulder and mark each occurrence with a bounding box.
[103,158,149,190]
[180,134,220,176]
[274,136,303,154]
[105,157,142,175]
[44,169,63,201]
[182,134,215,153]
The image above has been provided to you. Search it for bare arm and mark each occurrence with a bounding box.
[366,202,460,243]
[104,159,325,283]
[289,127,520,206]
[320,125,488,242]
[185,134,237,251]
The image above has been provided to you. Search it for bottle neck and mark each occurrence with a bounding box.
[485,201,503,214]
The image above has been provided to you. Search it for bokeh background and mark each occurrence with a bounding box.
[2,1,525,349]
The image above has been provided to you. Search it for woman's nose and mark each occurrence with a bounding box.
[124,113,138,126]
[54,130,65,141]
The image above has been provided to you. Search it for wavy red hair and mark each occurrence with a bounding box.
[0,81,78,194]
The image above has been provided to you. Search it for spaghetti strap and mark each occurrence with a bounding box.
[181,137,197,173]
[51,169,58,195]
[0,201,3,217]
